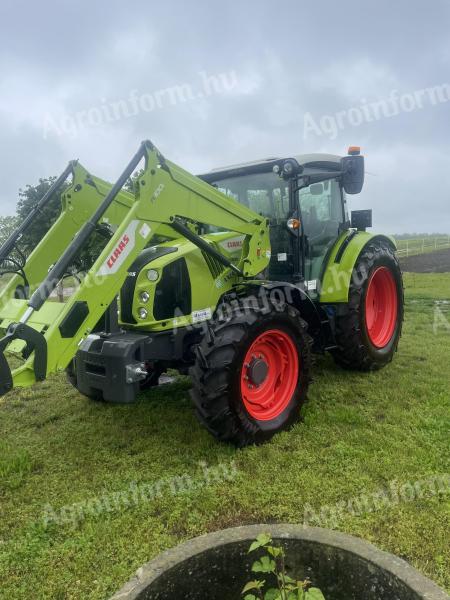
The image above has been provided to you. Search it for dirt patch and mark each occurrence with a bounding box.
[400,247,450,273]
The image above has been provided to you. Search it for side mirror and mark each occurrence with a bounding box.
[341,155,364,194]
[351,209,372,231]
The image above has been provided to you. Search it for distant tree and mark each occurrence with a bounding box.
[393,232,449,239]
[0,215,19,247]
[5,168,155,277]
[16,177,63,256]
[15,177,106,274]
[125,168,144,193]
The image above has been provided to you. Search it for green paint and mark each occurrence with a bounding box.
[319,232,397,303]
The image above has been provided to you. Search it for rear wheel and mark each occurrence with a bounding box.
[190,296,312,446]
[332,239,404,370]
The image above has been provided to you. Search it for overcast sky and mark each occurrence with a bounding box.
[0,0,449,234]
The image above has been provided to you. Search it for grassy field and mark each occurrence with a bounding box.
[0,272,449,599]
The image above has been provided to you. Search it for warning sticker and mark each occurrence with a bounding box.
[192,308,212,323]
[139,223,151,239]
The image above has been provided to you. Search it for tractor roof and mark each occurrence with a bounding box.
[198,153,342,182]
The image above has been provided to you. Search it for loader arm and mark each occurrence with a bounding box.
[0,140,270,395]
[0,163,133,304]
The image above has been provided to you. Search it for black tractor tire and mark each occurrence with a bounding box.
[190,296,312,447]
[66,360,77,388]
[331,239,404,371]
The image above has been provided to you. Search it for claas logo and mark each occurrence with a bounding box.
[107,234,130,269]
[227,240,243,248]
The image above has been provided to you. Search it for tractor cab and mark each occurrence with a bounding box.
[199,149,362,287]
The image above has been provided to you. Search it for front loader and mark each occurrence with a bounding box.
[0,141,403,446]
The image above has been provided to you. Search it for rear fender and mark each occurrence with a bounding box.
[319,232,397,304]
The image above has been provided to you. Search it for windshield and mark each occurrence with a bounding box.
[211,172,290,221]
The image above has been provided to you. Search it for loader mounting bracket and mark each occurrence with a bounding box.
[0,323,47,396]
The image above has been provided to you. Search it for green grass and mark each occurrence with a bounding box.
[1,273,449,599]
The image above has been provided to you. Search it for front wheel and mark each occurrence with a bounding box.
[190,297,312,446]
[331,239,404,370]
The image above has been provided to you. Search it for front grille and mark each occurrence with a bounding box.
[153,258,192,321]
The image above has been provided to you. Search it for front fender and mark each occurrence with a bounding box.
[231,280,324,342]
[319,232,397,304]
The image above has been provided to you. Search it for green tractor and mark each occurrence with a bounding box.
[0,141,403,446]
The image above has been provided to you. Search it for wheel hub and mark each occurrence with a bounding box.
[240,329,300,421]
[246,357,269,386]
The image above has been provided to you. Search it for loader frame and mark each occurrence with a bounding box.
[0,140,270,395]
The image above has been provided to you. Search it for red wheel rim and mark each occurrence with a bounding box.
[240,329,299,421]
[365,266,398,348]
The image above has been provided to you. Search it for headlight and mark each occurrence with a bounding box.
[140,291,150,303]
[138,307,148,320]
[147,269,159,282]
[283,160,295,175]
